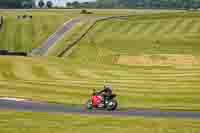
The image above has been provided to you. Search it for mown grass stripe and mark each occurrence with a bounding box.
[135,22,154,35]
[182,19,196,33]
[123,22,139,34]
[174,19,193,33]
[148,20,166,35]
[1,79,200,94]
[119,22,132,33]
[111,21,127,33]
[189,19,200,33]
[127,23,146,35]
[160,19,180,34]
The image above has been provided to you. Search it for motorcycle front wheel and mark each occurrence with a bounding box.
[106,99,118,111]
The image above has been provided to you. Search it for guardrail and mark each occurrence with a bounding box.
[0,50,27,56]
[57,15,131,57]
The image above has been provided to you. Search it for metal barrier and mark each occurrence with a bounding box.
[57,16,132,57]
[0,50,27,56]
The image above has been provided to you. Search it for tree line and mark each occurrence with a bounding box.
[0,0,34,8]
[96,0,200,9]
[62,0,200,9]
[1,0,200,9]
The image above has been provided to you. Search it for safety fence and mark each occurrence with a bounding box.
[0,50,27,56]
[57,15,130,57]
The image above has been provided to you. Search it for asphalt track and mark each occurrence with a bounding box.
[30,18,81,56]
[0,99,200,119]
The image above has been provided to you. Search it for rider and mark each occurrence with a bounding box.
[102,85,112,96]
[97,85,113,103]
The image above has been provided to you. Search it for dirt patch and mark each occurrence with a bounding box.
[117,54,200,66]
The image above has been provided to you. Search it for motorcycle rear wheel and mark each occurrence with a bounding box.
[86,100,93,110]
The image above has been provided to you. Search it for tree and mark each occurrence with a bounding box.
[96,0,200,9]
[66,2,72,8]
[71,1,80,8]
[0,0,35,8]
[38,0,45,8]
[22,0,34,8]
[96,0,116,8]
[1,0,200,9]
[192,0,200,9]
[0,0,21,8]
[46,1,53,8]
[82,2,89,8]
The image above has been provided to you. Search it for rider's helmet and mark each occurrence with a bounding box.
[104,85,112,93]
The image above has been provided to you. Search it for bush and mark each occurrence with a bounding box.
[80,9,93,14]
[22,15,27,19]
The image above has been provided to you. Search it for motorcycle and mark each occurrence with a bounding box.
[86,89,118,111]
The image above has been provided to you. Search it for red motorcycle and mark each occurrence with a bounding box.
[86,90,118,111]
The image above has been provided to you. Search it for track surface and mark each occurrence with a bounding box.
[31,18,81,56]
[0,99,200,119]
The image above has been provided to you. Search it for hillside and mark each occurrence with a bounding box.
[66,12,200,62]
[62,12,200,110]
[0,11,70,52]
[0,11,200,110]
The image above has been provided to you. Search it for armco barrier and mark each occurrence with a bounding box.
[57,15,131,57]
[0,50,27,56]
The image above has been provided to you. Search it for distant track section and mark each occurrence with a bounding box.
[0,99,200,119]
[30,18,81,56]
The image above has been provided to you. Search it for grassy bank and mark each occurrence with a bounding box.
[0,56,200,110]
[0,9,138,53]
[0,111,200,133]
[0,11,70,52]
[0,11,200,111]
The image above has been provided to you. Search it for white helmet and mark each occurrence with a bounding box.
[104,85,112,90]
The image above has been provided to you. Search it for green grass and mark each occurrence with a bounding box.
[45,9,175,56]
[0,9,180,53]
[68,12,200,58]
[0,111,200,133]
[0,9,142,53]
[1,10,200,132]
[62,12,200,110]
[0,11,200,111]
[0,11,71,52]
[0,56,200,110]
